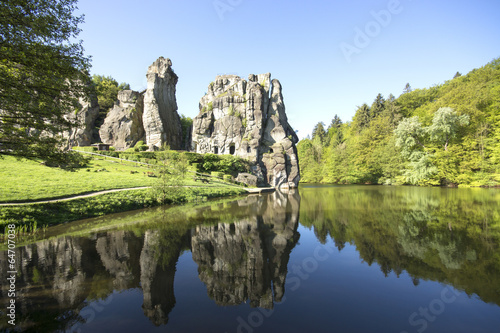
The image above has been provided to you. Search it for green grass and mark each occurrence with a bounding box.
[0,186,246,238]
[0,155,231,203]
[0,155,155,202]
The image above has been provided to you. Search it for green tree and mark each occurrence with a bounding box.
[312,122,327,144]
[327,114,344,146]
[371,93,385,118]
[150,145,188,204]
[403,83,412,94]
[92,75,130,128]
[427,107,470,151]
[0,0,91,162]
[352,103,371,131]
[180,114,193,150]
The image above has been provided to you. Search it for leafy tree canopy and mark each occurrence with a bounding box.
[0,0,91,164]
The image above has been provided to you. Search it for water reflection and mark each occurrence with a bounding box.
[0,191,300,331]
[191,191,299,308]
[299,185,500,305]
[1,186,499,332]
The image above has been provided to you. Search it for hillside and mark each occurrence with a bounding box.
[298,58,500,186]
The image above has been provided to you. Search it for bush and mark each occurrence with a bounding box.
[211,171,224,179]
[223,175,232,182]
[183,152,203,164]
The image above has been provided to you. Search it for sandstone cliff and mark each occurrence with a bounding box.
[64,94,100,147]
[97,57,183,150]
[192,74,300,188]
[143,57,183,150]
[99,90,145,150]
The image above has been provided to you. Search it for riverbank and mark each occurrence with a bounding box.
[0,186,248,235]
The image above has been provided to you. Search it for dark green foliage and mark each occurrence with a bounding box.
[0,0,91,164]
[312,122,327,144]
[180,115,193,149]
[297,58,500,187]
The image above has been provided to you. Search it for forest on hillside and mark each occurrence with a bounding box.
[297,58,500,186]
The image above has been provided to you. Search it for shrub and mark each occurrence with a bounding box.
[223,175,232,182]
[211,171,224,179]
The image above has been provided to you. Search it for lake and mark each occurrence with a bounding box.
[1,185,500,332]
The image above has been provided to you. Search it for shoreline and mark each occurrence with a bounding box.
[0,186,252,234]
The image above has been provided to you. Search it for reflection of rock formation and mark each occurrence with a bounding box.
[191,191,300,308]
[140,230,181,326]
[96,230,141,290]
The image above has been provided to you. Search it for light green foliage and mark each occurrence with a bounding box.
[207,102,214,112]
[133,140,148,152]
[395,108,469,184]
[0,0,91,164]
[394,117,427,158]
[297,58,500,186]
[92,75,130,112]
[427,107,470,150]
[150,146,188,204]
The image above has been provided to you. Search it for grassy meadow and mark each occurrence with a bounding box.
[0,153,248,232]
[0,154,225,203]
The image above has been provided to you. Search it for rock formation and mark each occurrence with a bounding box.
[143,57,183,150]
[96,57,183,150]
[192,74,300,188]
[64,94,100,147]
[99,90,145,150]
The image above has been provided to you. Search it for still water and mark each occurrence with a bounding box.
[1,185,500,332]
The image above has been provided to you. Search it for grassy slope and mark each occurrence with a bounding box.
[0,154,247,231]
[0,155,222,203]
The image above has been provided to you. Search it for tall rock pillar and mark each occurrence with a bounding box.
[143,57,183,150]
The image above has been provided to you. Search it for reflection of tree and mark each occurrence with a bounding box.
[191,191,300,308]
[299,185,500,305]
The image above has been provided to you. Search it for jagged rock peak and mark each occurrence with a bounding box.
[147,57,175,78]
[143,57,182,150]
[192,73,300,189]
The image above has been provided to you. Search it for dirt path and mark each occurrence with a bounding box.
[0,186,274,206]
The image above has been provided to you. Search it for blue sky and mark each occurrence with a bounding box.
[77,0,500,139]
